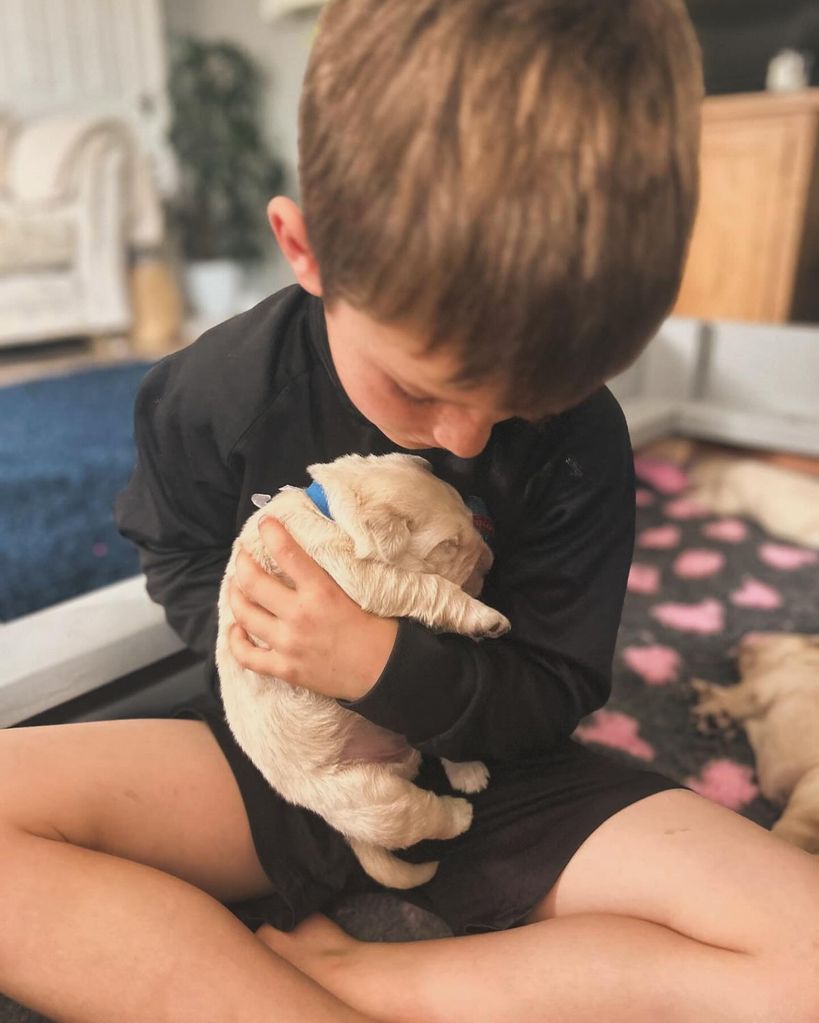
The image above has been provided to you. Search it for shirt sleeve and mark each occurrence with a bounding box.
[113,354,240,659]
[338,390,635,762]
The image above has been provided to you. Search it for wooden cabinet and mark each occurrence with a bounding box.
[674,88,819,325]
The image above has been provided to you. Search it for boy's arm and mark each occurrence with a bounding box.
[338,396,635,762]
[114,357,239,659]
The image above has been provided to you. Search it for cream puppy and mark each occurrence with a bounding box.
[691,632,819,854]
[690,458,819,549]
[216,452,511,889]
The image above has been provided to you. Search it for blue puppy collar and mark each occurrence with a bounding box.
[305,482,492,546]
[305,480,333,519]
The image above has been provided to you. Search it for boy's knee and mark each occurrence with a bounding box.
[0,726,71,841]
[758,953,819,1023]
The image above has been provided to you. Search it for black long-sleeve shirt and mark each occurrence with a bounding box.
[114,284,635,762]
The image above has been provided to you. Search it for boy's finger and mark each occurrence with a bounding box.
[229,624,287,678]
[259,517,326,583]
[228,578,279,648]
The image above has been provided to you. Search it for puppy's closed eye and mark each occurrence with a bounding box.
[432,538,460,554]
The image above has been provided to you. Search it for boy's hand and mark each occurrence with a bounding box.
[227,517,398,701]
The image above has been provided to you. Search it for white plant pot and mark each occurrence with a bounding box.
[184,259,243,318]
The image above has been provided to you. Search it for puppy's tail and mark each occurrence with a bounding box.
[348,839,439,890]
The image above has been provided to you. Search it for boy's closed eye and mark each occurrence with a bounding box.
[393,376,559,430]
[392,381,439,407]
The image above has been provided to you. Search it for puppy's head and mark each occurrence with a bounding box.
[738,632,819,677]
[307,453,493,593]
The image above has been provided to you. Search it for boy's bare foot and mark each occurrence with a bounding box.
[255,913,361,993]
[257,912,437,1023]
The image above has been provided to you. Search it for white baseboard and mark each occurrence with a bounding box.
[619,397,680,449]
[677,400,819,456]
[1,576,183,726]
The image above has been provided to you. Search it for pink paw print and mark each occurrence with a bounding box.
[622,645,680,685]
[628,563,661,595]
[638,525,681,550]
[651,598,725,634]
[664,497,708,520]
[673,549,725,579]
[574,709,655,761]
[702,518,748,544]
[684,760,758,812]
[758,543,818,571]
[731,577,782,610]
[633,457,690,494]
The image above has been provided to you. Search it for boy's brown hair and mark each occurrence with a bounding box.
[299,0,704,415]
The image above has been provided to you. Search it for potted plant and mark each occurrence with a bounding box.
[166,35,287,317]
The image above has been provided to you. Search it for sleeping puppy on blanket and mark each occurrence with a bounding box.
[691,632,819,854]
[216,452,510,889]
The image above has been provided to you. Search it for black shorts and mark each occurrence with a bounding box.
[174,692,690,938]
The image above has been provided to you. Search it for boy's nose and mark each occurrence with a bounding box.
[431,407,494,458]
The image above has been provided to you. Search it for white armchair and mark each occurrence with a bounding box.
[0,110,165,348]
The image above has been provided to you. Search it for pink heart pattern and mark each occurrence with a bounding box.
[622,645,680,685]
[757,543,818,571]
[570,455,814,836]
[673,549,725,579]
[702,518,748,544]
[627,563,661,595]
[651,598,725,634]
[633,456,690,494]
[574,709,656,761]
[638,525,681,550]
[664,497,708,520]
[730,577,783,610]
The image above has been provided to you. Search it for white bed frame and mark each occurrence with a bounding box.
[4,315,818,726]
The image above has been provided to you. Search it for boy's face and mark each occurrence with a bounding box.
[324,301,524,459]
[266,196,566,455]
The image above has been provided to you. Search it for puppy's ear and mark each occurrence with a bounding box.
[357,504,412,562]
[307,459,411,562]
[382,453,432,473]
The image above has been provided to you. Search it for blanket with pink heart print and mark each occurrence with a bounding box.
[572,455,819,833]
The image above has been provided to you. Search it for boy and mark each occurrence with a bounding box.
[2,3,817,1022]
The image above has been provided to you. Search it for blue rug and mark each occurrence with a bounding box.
[0,361,156,622]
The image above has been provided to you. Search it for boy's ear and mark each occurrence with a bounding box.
[307,460,412,562]
[267,196,323,297]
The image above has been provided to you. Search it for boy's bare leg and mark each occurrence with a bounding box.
[0,720,377,1023]
[259,789,819,1023]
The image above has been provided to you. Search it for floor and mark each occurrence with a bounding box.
[0,330,192,388]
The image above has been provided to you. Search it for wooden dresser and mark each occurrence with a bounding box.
[621,88,819,457]
[674,88,819,326]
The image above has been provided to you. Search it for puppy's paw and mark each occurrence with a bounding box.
[441,758,489,794]
[467,605,511,639]
[690,678,738,736]
[435,795,474,839]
